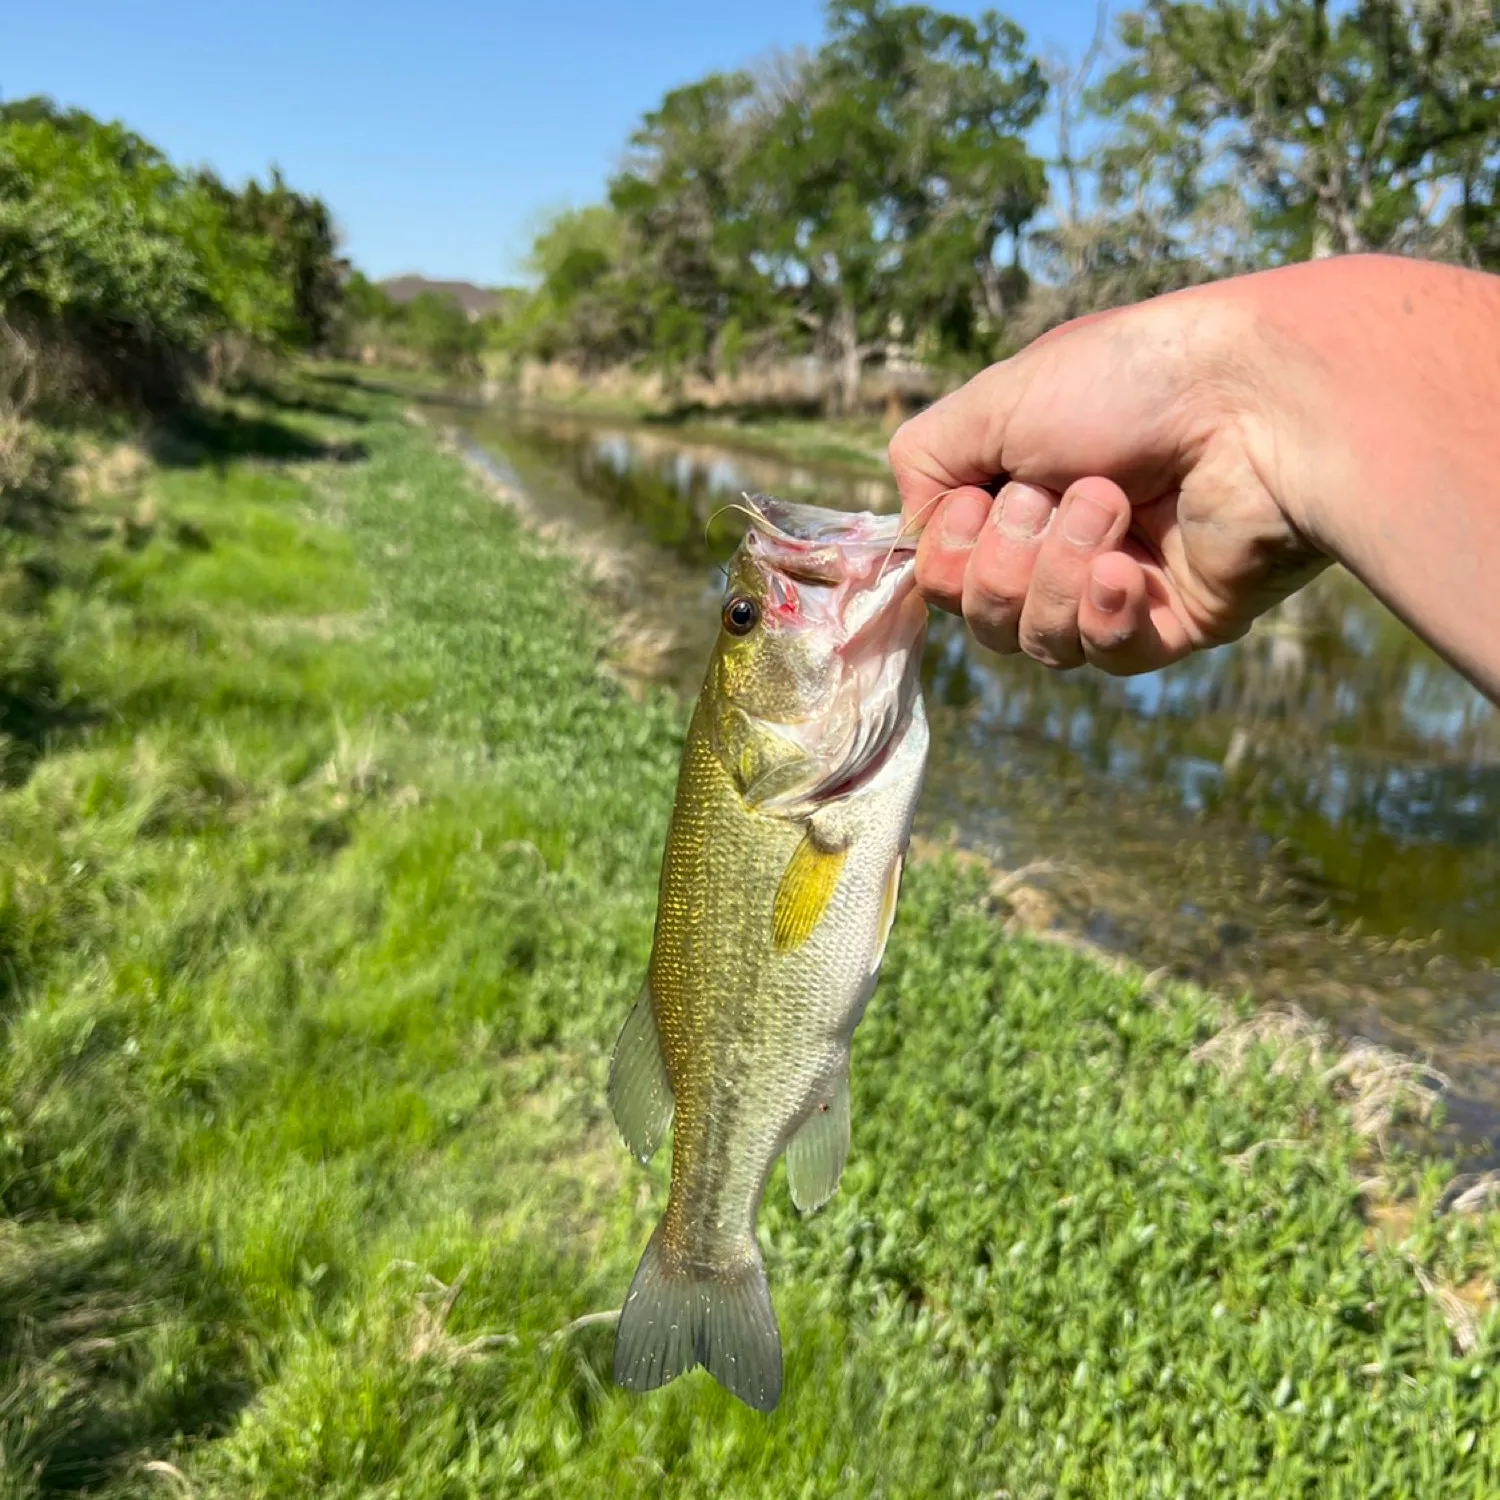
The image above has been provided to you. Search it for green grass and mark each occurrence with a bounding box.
[660,411,892,476]
[1,372,1499,1497]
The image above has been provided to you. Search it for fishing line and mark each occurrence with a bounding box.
[703,498,769,549]
[874,483,997,585]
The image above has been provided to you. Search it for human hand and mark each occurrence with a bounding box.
[886,276,1336,675]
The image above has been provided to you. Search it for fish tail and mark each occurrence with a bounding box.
[613,1220,782,1413]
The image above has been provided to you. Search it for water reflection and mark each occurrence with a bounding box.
[450,401,1500,1151]
[484,409,897,564]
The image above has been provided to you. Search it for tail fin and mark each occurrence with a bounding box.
[613,1221,783,1413]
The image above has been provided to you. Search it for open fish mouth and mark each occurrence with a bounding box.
[737,495,919,613]
[731,494,929,814]
[734,494,922,640]
[738,494,916,559]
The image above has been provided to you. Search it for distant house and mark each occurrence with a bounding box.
[378,276,501,323]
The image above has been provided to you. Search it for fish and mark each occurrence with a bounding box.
[606,494,930,1413]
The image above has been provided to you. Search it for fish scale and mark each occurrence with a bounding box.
[606,495,930,1413]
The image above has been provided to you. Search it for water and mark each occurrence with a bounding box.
[446,400,1500,1154]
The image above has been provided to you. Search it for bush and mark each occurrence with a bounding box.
[0,97,344,409]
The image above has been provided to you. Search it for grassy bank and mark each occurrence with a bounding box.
[606,405,892,477]
[330,360,899,479]
[1,372,1498,1497]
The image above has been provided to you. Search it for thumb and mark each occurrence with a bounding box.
[888,291,1218,531]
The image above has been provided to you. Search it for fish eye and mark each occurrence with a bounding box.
[722,595,761,636]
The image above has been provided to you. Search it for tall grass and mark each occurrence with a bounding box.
[0,372,1496,1497]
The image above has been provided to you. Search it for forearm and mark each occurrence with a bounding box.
[1254,255,1500,701]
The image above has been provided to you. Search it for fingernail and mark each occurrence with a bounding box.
[1090,575,1126,614]
[993,483,1053,541]
[937,492,988,548]
[1063,495,1114,547]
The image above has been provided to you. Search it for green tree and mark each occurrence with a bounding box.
[0,99,286,403]
[738,0,1047,412]
[608,73,774,379]
[338,270,398,330]
[398,290,484,375]
[503,206,649,369]
[0,95,349,404]
[199,166,347,349]
[1093,0,1500,264]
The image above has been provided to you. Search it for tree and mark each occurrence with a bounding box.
[502,205,650,369]
[1093,0,1500,264]
[0,96,353,404]
[735,0,1048,412]
[398,290,483,375]
[1003,2,1262,345]
[199,167,347,349]
[608,73,775,379]
[0,100,288,403]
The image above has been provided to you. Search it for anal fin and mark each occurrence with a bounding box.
[785,1064,851,1213]
[607,981,674,1163]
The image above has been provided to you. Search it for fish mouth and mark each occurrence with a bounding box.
[741,495,910,544]
[740,494,915,552]
[738,494,918,606]
[738,494,922,639]
[734,495,928,814]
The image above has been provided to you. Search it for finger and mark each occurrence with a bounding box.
[913,486,994,615]
[1078,553,1172,675]
[887,312,1127,523]
[1016,477,1133,669]
[959,481,1061,654]
[1079,552,1197,676]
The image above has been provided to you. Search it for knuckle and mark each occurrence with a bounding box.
[963,574,1026,624]
[915,564,964,616]
[1029,575,1084,619]
[915,552,953,596]
[1018,622,1082,670]
[885,422,926,480]
[967,618,1020,654]
[1084,621,1138,655]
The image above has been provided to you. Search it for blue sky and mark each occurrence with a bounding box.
[9,0,1115,287]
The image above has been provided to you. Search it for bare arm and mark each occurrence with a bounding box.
[887,254,1500,705]
[1253,255,1500,700]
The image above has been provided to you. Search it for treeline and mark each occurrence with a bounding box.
[487,0,1500,412]
[0,96,348,413]
[3,0,1497,423]
[336,274,518,377]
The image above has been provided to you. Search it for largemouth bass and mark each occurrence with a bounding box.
[607,495,929,1413]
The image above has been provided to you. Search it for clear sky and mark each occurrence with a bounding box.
[8,0,1115,288]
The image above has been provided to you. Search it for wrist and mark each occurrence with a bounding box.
[1242,256,1498,534]
[1241,254,1500,697]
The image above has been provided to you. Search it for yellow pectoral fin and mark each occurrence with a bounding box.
[772,832,848,953]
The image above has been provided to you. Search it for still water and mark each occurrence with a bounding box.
[447,401,1500,1152]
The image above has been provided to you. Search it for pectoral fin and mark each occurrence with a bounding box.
[772,831,848,953]
[607,980,674,1163]
[785,1065,852,1213]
